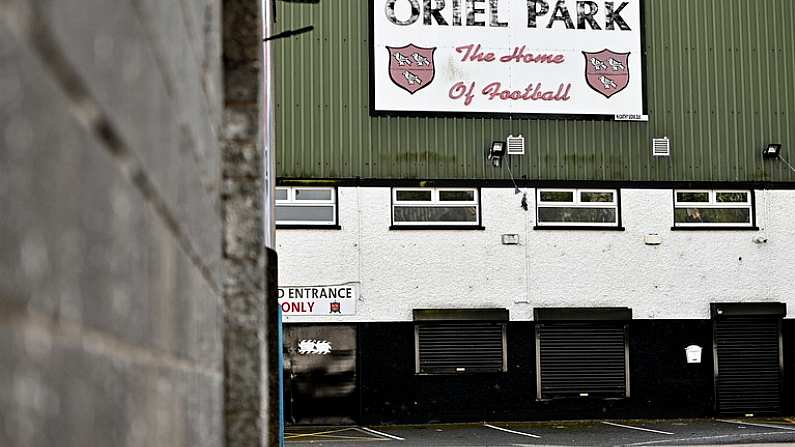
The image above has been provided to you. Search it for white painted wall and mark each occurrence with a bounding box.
[277,188,795,322]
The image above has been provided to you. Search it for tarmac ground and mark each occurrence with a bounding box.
[285,417,795,446]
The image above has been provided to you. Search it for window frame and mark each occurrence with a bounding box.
[275,186,339,228]
[390,187,483,229]
[534,188,623,230]
[672,189,756,230]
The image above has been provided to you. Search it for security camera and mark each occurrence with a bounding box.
[752,235,768,244]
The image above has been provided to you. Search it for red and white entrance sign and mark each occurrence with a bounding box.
[278,284,359,320]
[372,0,645,118]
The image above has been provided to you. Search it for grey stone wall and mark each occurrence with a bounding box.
[221,0,280,445]
[0,0,225,446]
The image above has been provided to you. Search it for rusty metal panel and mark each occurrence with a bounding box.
[274,0,794,182]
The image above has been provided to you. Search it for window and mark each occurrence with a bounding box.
[535,308,631,400]
[392,187,480,227]
[673,190,754,228]
[535,188,620,228]
[275,187,337,227]
[414,309,507,375]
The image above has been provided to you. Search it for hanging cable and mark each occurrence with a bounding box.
[505,160,528,210]
[777,154,795,173]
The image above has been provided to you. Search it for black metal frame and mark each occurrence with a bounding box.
[274,186,342,229]
[533,187,624,231]
[670,189,758,231]
[389,186,484,229]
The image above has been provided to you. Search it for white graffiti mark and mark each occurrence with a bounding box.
[297,339,332,355]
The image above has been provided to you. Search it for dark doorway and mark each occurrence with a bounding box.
[713,303,785,415]
[283,324,358,425]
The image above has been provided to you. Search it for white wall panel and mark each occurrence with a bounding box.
[277,187,794,321]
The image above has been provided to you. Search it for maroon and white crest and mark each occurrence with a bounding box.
[583,49,630,99]
[329,302,341,313]
[387,44,436,94]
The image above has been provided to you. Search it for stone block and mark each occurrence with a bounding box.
[225,290,265,322]
[178,0,209,68]
[223,322,263,412]
[0,15,223,360]
[39,0,223,274]
[203,0,224,127]
[185,371,224,447]
[5,324,133,446]
[222,0,260,65]
[0,22,101,318]
[225,409,262,446]
[172,247,224,368]
[223,195,263,261]
[1,313,224,447]
[135,0,222,191]
[223,140,261,178]
[0,324,19,446]
[192,291,224,370]
[225,65,259,103]
[223,107,260,141]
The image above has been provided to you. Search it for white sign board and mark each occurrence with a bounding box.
[278,284,358,320]
[372,0,645,117]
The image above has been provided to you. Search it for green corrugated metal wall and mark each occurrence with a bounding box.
[274,0,795,182]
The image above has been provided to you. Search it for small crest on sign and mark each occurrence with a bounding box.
[387,44,436,94]
[583,49,631,99]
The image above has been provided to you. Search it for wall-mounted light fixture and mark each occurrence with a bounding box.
[762,143,782,160]
[488,141,506,167]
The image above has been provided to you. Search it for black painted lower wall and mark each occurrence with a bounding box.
[347,320,794,424]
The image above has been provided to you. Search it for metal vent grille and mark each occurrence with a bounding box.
[715,316,782,415]
[416,322,506,374]
[537,323,628,399]
[652,137,671,157]
[507,134,525,155]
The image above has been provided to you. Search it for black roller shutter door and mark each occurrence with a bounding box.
[715,316,782,415]
[537,322,628,399]
[416,322,506,374]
